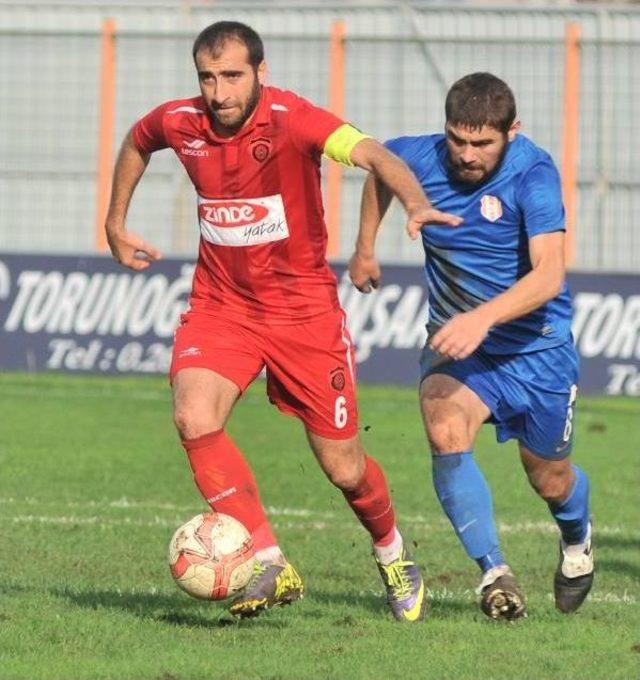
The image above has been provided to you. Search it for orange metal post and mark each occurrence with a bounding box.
[561,23,581,268]
[95,18,117,252]
[326,20,346,259]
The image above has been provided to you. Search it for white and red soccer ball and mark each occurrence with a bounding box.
[168,512,255,600]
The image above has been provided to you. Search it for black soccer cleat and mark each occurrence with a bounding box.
[478,565,527,621]
[554,524,594,614]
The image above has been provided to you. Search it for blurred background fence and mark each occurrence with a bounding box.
[1,1,638,272]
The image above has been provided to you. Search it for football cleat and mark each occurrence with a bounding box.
[376,548,427,622]
[228,561,304,618]
[554,524,594,613]
[478,565,527,621]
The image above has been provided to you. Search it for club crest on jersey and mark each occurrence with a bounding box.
[480,195,503,222]
[330,367,346,392]
[250,137,271,162]
[198,194,289,247]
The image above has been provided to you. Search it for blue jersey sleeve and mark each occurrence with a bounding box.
[384,136,407,156]
[384,136,427,171]
[517,156,566,237]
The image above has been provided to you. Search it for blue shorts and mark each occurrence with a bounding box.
[420,339,579,459]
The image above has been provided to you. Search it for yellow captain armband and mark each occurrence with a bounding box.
[323,124,371,167]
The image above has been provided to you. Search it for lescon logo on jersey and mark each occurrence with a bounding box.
[480,195,503,222]
[198,194,290,247]
[180,138,209,157]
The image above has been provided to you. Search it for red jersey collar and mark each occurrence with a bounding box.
[201,87,271,144]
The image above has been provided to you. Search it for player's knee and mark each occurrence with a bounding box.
[326,466,362,491]
[322,448,365,491]
[422,398,468,453]
[173,405,220,440]
[529,468,573,504]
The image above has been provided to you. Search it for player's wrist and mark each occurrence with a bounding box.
[105,217,127,235]
[405,198,432,215]
[354,242,376,259]
[471,306,498,330]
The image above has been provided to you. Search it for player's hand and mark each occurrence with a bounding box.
[406,205,463,240]
[429,310,492,360]
[106,229,162,271]
[348,251,380,293]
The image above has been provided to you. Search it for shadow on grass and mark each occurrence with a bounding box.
[598,558,640,580]
[310,590,384,617]
[597,534,640,551]
[312,586,475,620]
[427,597,477,618]
[0,582,30,595]
[596,534,640,580]
[50,586,301,629]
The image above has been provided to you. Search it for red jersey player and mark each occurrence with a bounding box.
[105,21,459,621]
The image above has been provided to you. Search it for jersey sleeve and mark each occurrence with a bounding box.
[517,156,566,237]
[384,136,426,174]
[288,99,345,157]
[131,102,171,154]
[384,137,405,156]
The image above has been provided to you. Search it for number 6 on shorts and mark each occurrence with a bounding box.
[334,395,348,429]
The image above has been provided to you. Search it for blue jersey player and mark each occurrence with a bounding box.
[349,73,593,621]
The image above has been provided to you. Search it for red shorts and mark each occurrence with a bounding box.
[170,309,358,439]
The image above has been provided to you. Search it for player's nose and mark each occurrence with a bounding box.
[211,83,230,104]
[460,146,476,164]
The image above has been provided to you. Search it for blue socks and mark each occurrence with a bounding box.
[432,451,504,572]
[547,464,590,544]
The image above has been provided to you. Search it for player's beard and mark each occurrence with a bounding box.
[209,77,262,135]
[449,137,509,185]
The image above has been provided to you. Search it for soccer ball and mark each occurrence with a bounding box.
[168,512,255,600]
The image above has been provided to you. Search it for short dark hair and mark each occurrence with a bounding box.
[445,73,516,134]
[192,21,264,67]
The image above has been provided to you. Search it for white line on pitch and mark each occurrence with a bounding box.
[0,497,630,537]
[0,507,632,539]
[4,514,330,531]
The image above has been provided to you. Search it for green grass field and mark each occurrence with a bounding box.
[0,373,638,680]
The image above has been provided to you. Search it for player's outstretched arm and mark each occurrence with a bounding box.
[348,139,461,293]
[348,173,390,293]
[350,138,462,240]
[104,131,162,271]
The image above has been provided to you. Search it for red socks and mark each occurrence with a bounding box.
[342,456,397,544]
[184,434,396,551]
[182,430,278,552]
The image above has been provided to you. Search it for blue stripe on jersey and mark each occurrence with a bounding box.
[387,134,573,354]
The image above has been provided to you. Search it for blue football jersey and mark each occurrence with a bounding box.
[386,133,573,354]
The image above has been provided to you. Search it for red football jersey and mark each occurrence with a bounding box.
[132,86,346,324]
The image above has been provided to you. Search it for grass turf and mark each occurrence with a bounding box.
[0,373,638,680]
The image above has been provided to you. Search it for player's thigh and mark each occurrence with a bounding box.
[170,312,264,436]
[515,342,579,460]
[264,310,359,441]
[419,372,491,452]
[172,368,240,436]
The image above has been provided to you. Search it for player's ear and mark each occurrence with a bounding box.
[257,60,267,85]
[507,119,521,142]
